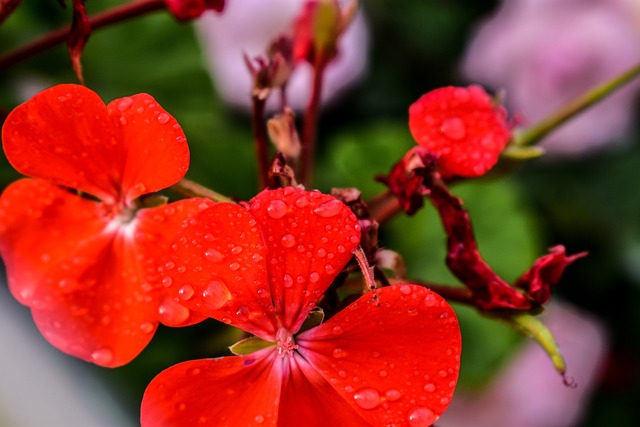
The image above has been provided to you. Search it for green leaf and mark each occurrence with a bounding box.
[229,337,275,356]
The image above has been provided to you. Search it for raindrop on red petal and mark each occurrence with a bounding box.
[267,199,287,218]
[312,199,343,218]
[353,388,381,410]
[408,407,438,427]
[202,280,231,310]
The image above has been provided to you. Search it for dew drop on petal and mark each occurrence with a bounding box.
[332,325,343,335]
[205,248,224,263]
[90,347,114,366]
[424,294,437,307]
[332,348,348,359]
[385,389,402,401]
[231,245,243,255]
[399,284,412,295]
[140,322,154,334]
[236,306,249,322]
[295,196,309,208]
[281,233,296,248]
[158,298,190,325]
[423,383,436,392]
[161,277,173,288]
[267,199,287,219]
[229,262,241,271]
[408,407,437,427]
[309,272,320,283]
[157,113,170,124]
[440,116,466,140]
[116,97,134,111]
[178,284,195,301]
[313,199,343,218]
[254,415,264,424]
[353,388,381,410]
[202,281,230,310]
[283,274,294,288]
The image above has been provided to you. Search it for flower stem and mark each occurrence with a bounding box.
[170,178,236,203]
[251,95,270,190]
[0,0,166,70]
[354,246,377,291]
[368,190,403,225]
[299,56,326,187]
[514,62,640,147]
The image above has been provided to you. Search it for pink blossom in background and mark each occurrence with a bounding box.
[440,301,609,427]
[461,0,640,157]
[196,0,369,111]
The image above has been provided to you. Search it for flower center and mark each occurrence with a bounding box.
[275,327,298,359]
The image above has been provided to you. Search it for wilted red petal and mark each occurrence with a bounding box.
[106,93,189,203]
[0,179,212,365]
[141,348,280,427]
[278,355,371,427]
[247,187,360,334]
[297,285,461,426]
[409,85,510,178]
[160,202,278,340]
[516,245,587,305]
[1,84,189,204]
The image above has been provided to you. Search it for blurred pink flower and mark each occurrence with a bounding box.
[196,0,369,111]
[461,0,640,157]
[440,301,609,427]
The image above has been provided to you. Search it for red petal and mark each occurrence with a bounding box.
[2,84,188,204]
[278,355,370,427]
[297,284,461,426]
[247,187,360,333]
[0,179,211,365]
[141,348,280,427]
[161,202,278,339]
[408,85,510,178]
[106,93,189,203]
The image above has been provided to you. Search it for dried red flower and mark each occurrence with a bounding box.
[0,84,213,367]
[409,85,511,178]
[165,0,225,21]
[141,187,461,426]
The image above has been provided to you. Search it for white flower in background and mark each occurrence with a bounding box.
[461,0,640,157]
[196,0,369,111]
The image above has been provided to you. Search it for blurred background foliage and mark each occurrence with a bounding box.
[1,0,639,425]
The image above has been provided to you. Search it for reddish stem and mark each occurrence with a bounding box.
[368,190,403,225]
[299,56,326,187]
[0,0,166,70]
[251,95,270,190]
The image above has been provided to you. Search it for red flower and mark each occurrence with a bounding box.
[165,0,225,21]
[408,85,510,178]
[0,84,213,367]
[141,187,461,426]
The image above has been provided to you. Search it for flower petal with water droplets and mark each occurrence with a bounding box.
[141,348,280,427]
[297,285,461,426]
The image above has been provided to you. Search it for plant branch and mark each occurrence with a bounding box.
[299,57,326,187]
[169,178,235,203]
[251,95,270,190]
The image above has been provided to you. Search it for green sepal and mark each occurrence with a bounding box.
[298,307,325,334]
[502,144,545,160]
[229,337,275,356]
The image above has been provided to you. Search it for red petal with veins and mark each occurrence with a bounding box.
[2,84,188,204]
[248,187,360,333]
[278,356,371,427]
[160,202,278,340]
[0,179,212,366]
[297,285,461,426]
[141,348,280,427]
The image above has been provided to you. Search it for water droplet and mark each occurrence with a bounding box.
[440,397,450,405]
[202,281,230,310]
[205,248,224,263]
[236,306,249,321]
[353,388,381,410]
[399,284,412,295]
[116,97,134,111]
[317,248,327,257]
[324,264,335,274]
[254,415,264,424]
[423,383,436,392]
[283,274,294,288]
[267,199,287,219]
[332,348,348,359]
[438,370,448,378]
[157,112,170,124]
[295,196,309,208]
[281,233,296,248]
[408,407,437,427]
[332,325,343,335]
[140,322,154,334]
[424,294,437,307]
[158,298,190,325]
[119,116,127,125]
[231,245,243,255]
[309,272,320,283]
[161,277,173,288]
[337,245,345,253]
[91,347,114,366]
[229,262,241,271]
[178,284,195,301]
[164,261,175,270]
[378,370,388,378]
[440,116,466,140]
[313,199,343,218]
[384,389,402,403]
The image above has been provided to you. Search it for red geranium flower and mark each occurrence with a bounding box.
[141,187,461,426]
[0,84,213,367]
[408,85,511,178]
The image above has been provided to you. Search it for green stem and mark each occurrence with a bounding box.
[515,62,640,147]
[169,178,235,203]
